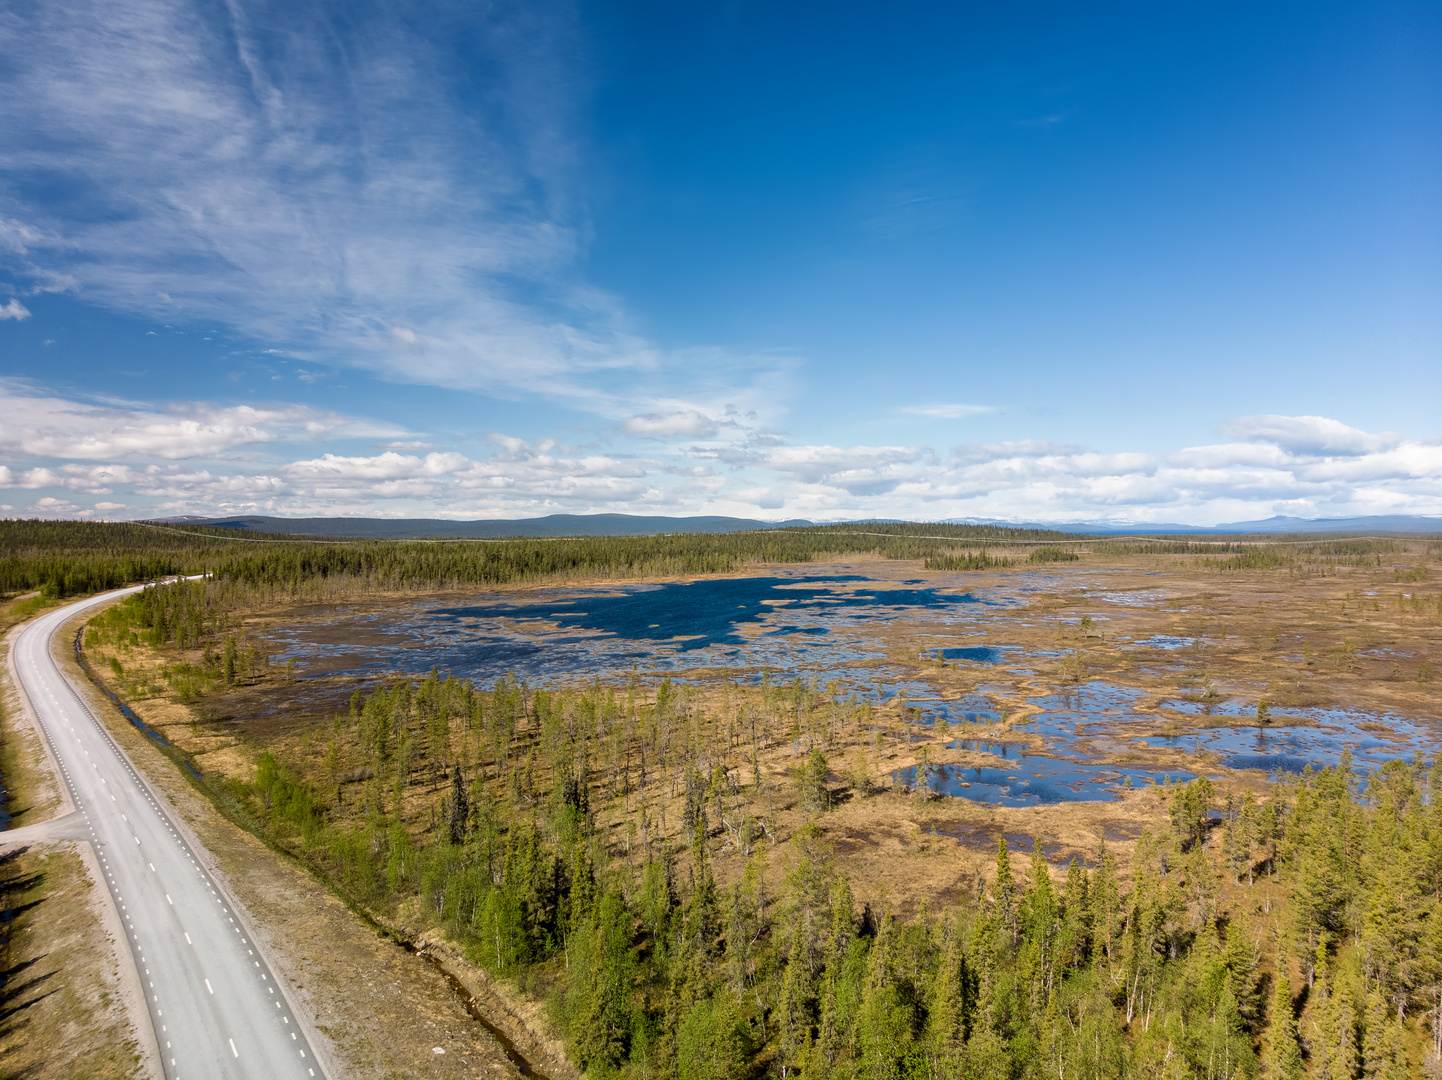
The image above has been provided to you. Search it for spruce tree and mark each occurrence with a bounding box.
[816,876,855,1069]
[1261,973,1303,1080]
[1362,989,1410,1080]
[855,913,913,1080]
[777,935,816,1075]
[446,765,469,845]
[926,925,967,1054]
[995,838,1018,948]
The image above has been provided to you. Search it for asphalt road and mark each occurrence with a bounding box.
[10,587,325,1080]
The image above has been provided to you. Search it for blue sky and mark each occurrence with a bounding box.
[1,0,1438,524]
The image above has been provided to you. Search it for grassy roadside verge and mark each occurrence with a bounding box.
[0,593,146,1079]
[61,604,556,1080]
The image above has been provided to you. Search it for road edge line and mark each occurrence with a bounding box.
[73,834,167,1080]
[7,596,163,1080]
[58,598,339,1080]
[4,616,78,820]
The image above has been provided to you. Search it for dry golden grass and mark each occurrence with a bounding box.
[0,842,148,1080]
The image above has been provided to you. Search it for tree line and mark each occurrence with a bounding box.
[5,519,1087,598]
[8,521,1429,601]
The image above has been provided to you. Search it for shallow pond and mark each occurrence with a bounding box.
[892,678,1439,803]
[895,750,1192,806]
[1123,635,1196,650]
[261,573,1439,805]
[268,573,987,683]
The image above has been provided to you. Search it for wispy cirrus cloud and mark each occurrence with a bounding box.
[0,0,674,403]
[897,402,996,419]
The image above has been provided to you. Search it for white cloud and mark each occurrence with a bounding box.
[29,496,80,515]
[1219,414,1400,456]
[5,404,1439,525]
[897,403,996,419]
[764,445,927,496]
[729,416,1442,522]
[949,440,1085,464]
[0,299,29,320]
[16,437,672,516]
[282,452,468,482]
[622,411,719,438]
[0,384,395,459]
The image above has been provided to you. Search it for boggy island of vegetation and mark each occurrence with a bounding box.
[3,519,1441,1080]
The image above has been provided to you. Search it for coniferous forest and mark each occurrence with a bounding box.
[251,686,1442,1080]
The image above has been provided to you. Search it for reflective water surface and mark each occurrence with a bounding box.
[263,573,1439,805]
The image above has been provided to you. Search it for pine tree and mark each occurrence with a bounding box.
[568,891,635,1072]
[1309,960,1360,1080]
[1362,989,1411,1080]
[1090,840,1120,968]
[1222,916,1260,1030]
[684,825,720,958]
[1058,856,1091,972]
[1240,790,1259,885]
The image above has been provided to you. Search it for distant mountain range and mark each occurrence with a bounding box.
[151,513,815,538]
[148,512,1442,539]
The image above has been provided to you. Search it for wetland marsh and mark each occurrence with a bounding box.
[58,526,1442,1080]
[247,555,1441,812]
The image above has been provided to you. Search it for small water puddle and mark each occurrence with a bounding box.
[1122,635,1196,650]
[933,645,1004,663]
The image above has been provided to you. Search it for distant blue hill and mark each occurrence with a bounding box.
[153,513,815,539]
[943,514,1442,536]
[1209,515,1442,534]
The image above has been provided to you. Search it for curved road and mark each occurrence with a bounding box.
[9,587,325,1080]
